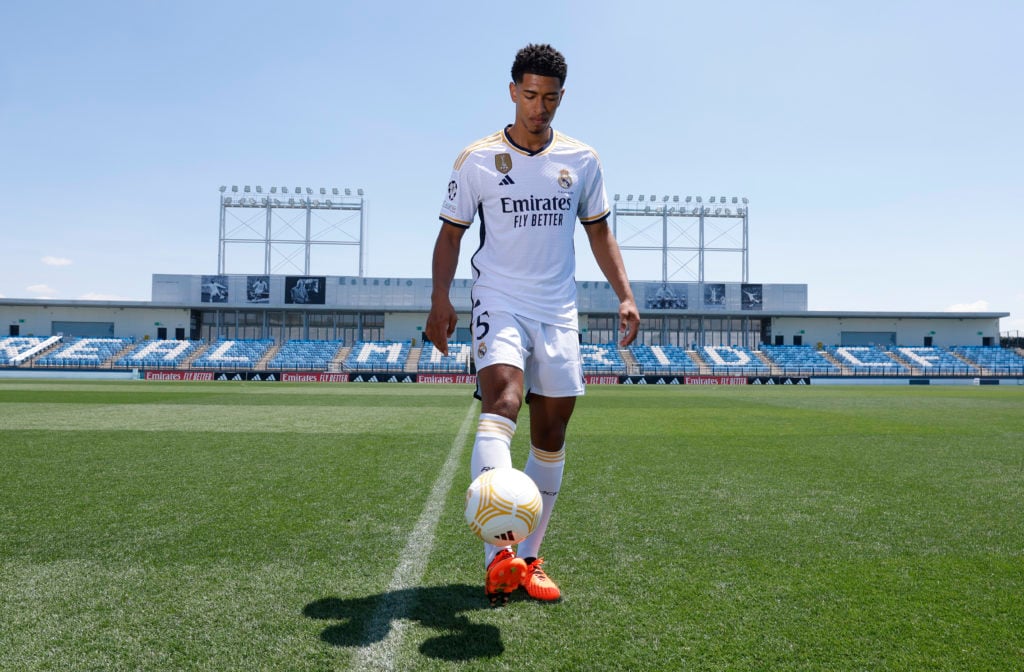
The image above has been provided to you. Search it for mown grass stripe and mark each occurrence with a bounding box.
[353,401,476,672]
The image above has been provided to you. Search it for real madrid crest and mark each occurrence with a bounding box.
[477,342,488,359]
[558,169,572,189]
[495,153,512,175]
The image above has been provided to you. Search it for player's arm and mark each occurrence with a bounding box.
[425,221,467,356]
[584,219,640,346]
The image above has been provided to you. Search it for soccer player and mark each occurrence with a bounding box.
[425,44,640,605]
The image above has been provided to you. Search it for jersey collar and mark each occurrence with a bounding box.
[503,124,555,156]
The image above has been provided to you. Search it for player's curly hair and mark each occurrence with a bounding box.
[511,44,567,86]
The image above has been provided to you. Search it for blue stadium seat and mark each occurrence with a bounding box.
[0,336,59,366]
[700,345,771,376]
[35,337,134,368]
[418,342,471,373]
[344,341,411,372]
[580,343,626,375]
[629,344,697,374]
[889,346,976,375]
[825,346,908,374]
[760,345,840,375]
[191,339,274,370]
[116,339,203,368]
[268,339,345,370]
[950,346,1024,375]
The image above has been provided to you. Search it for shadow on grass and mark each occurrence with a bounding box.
[303,583,504,661]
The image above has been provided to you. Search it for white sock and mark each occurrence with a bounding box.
[471,413,516,568]
[515,443,565,562]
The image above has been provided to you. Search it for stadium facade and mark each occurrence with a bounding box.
[2,186,1017,382]
[0,273,1006,349]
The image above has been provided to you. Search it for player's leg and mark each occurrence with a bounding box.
[472,307,530,604]
[516,394,573,600]
[516,321,583,600]
[473,363,524,567]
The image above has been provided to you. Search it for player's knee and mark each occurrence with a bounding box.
[491,394,523,420]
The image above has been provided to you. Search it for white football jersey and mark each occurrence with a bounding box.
[439,126,610,328]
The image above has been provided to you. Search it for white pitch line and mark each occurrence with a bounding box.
[353,401,476,672]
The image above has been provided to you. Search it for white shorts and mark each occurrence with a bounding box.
[471,307,585,398]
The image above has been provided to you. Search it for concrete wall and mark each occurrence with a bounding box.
[2,304,191,341]
[772,316,1001,348]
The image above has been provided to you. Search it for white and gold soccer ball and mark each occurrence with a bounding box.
[464,467,543,544]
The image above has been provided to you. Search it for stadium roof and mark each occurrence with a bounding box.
[0,297,1008,320]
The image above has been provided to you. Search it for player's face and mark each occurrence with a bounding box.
[510,73,564,138]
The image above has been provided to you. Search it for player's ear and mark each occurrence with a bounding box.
[509,81,517,102]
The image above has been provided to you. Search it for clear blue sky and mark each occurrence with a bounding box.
[2,1,1022,331]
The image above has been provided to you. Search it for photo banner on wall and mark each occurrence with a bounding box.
[741,284,763,310]
[201,275,228,303]
[703,283,726,308]
[642,282,688,309]
[247,276,270,303]
[284,276,326,304]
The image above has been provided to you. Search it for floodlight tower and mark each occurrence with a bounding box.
[611,194,749,283]
[217,185,367,276]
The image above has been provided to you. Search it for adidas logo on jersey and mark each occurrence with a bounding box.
[498,174,515,186]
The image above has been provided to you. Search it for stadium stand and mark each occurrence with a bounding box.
[760,344,841,375]
[191,339,274,370]
[418,342,471,373]
[826,346,909,374]
[701,345,771,376]
[950,346,1024,375]
[580,343,627,375]
[629,344,697,374]
[267,339,345,370]
[890,346,976,375]
[0,335,62,366]
[345,341,411,372]
[115,339,203,369]
[35,337,134,368]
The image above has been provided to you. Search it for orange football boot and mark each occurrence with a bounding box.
[485,548,527,606]
[521,557,560,601]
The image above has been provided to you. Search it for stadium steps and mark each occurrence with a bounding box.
[257,344,281,370]
[183,343,211,369]
[886,349,913,370]
[950,350,977,369]
[109,341,138,369]
[329,346,351,373]
[753,350,781,375]
[21,337,65,368]
[404,345,423,373]
[686,349,711,375]
[885,349,916,374]
[818,349,850,374]
[620,347,640,375]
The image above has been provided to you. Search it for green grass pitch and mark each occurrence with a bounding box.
[1,380,1022,671]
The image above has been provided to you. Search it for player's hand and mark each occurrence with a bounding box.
[618,298,640,347]
[425,298,458,356]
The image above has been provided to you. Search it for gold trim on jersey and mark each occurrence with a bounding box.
[452,128,604,169]
[440,215,472,228]
[501,126,555,157]
[554,132,605,168]
[580,208,612,224]
[452,131,506,171]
